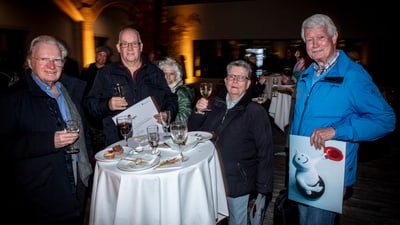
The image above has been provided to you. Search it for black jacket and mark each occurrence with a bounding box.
[84,59,178,145]
[0,70,92,224]
[188,91,274,197]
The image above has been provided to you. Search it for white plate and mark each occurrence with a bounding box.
[188,131,213,140]
[116,154,160,171]
[279,84,295,88]
[95,145,132,162]
[164,135,200,152]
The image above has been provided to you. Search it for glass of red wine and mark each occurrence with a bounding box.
[116,115,133,146]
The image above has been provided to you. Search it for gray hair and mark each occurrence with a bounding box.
[26,35,68,68]
[226,59,252,78]
[28,35,68,58]
[157,57,183,93]
[118,27,142,44]
[157,57,183,81]
[301,14,337,42]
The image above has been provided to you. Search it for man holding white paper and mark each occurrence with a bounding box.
[290,14,396,225]
[84,27,178,146]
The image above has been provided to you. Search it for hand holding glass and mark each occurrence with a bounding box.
[170,121,188,161]
[147,125,160,155]
[199,82,213,111]
[65,119,80,154]
[116,115,133,146]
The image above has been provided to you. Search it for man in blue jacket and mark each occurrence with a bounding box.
[291,14,396,225]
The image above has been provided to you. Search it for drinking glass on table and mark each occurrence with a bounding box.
[116,115,133,146]
[272,77,279,97]
[160,110,171,136]
[147,125,160,155]
[256,93,268,104]
[64,119,80,154]
[133,135,147,153]
[170,121,188,161]
[199,82,213,111]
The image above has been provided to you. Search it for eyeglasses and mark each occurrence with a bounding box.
[226,74,249,82]
[119,41,141,48]
[34,57,64,66]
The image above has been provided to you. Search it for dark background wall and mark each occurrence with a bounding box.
[0,0,396,88]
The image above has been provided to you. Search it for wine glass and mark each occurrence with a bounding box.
[116,115,133,146]
[199,82,213,111]
[115,83,124,97]
[160,110,171,137]
[256,93,268,104]
[170,121,188,161]
[65,119,80,154]
[147,125,160,155]
[132,135,147,153]
[272,77,279,97]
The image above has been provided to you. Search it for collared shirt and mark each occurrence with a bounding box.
[313,51,339,75]
[31,73,70,122]
[312,51,339,84]
[226,93,245,109]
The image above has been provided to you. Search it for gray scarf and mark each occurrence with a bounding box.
[60,84,93,187]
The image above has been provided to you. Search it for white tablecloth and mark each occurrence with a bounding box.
[268,91,292,132]
[89,139,228,225]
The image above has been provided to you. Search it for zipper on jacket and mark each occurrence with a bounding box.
[296,77,343,134]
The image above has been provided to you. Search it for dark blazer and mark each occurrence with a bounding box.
[0,70,91,224]
[188,91,274,197]
[84,59,178,145]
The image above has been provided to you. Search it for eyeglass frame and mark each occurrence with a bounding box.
[33,57,64,67]
[226,74,249,82]
[119,41,142,48]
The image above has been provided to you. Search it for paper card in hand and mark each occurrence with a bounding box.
[112,96,162,136]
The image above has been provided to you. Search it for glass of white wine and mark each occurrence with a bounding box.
[256,93,268,104]
[170,121,188,161]
[65,119,80,154]
[199,82,213,111]
[147,125,160,155]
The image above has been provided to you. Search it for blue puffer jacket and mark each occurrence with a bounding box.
[290,50,396,187]
[84,59,178,145]
[189,91,274,197]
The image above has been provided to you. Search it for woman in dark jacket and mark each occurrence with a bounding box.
[188,60,274,225]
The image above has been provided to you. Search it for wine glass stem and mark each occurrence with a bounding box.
[125,136,128,146]
[179,145,184,159]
